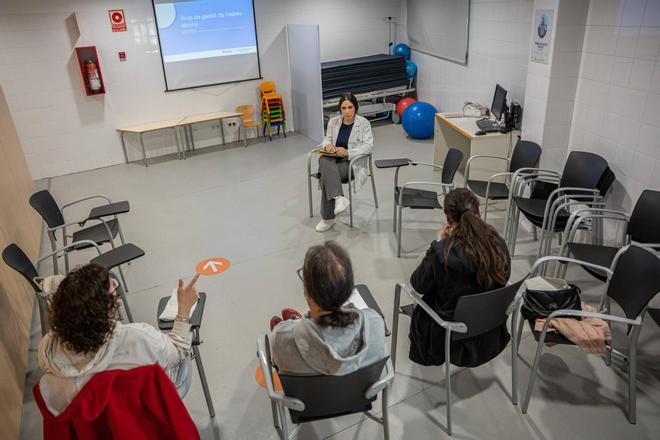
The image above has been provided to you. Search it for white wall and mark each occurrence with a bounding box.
[569,0,660,212]
[407,0,534,113]
[0,0,402,179]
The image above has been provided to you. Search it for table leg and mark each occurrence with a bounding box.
[220,118,226,145]
[120,132,129,164]
[173,127,182,160]
[181,125,187,160]
[188,124,196,151]
[140,133,148,167]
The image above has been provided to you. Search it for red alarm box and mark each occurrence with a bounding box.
[75,46,106,96]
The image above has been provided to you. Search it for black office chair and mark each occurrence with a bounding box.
[554,189,660,280]
[390,280,524,435]
[376,148,463,257]
[157,292,215,418]
[517,245,660,424]
[257,333,394,440]
[2,241,138,333]
[307,148,379,228]
[29,190,143,291]
[464,140,542,222]
[504,151,615,259]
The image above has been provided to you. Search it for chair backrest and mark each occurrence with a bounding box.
[559,151,611,193]
[29,190,64,229]
[452,279,524,341]
[2,243,40,292]
[607,245,660,320]
[508,140,542,173]
[442,148,464,185]
[627,190,660,244]
[278,357,388,424]
[259,81,276,95]
[236,104,254,121]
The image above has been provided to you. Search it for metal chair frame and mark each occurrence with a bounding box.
[306,147,379,228]
[503,167,607,260]
[257,333,394,440]
[390,281,522,435]
[515,246,658,423]
[464,155,513,221]
[393,161,455,257]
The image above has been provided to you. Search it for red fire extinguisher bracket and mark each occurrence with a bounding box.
[75,46,106,96]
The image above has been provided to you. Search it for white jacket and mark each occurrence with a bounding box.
[321,114,374,192]
[37,321,192,415]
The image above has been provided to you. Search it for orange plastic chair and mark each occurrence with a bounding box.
[259,81,277,96]
[236,104,260,146]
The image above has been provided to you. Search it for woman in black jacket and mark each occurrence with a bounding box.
[408,188,511,367]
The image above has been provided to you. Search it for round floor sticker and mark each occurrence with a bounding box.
[195,257,230,276]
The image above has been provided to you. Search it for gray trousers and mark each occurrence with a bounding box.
[319,156,349,220]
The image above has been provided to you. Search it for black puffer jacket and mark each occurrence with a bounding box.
[408,237,511,367]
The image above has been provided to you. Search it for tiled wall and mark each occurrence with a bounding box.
[570,0,660,211]
[408,0,534,113]
[0,0,401,179]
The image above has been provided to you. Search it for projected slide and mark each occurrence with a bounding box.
[153,0,261,90]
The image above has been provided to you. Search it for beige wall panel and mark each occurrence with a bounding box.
[0,84,41,440]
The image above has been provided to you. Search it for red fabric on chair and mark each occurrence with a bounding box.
[33,364,199,440]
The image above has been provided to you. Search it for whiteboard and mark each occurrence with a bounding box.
[407,0,470,65]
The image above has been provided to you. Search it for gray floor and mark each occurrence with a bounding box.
[19,124,660,439]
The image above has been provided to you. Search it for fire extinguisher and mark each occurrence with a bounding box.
[85,59,102,92]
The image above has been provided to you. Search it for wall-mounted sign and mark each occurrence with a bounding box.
[109,9,127,32]
[530,9,554,64]
[118,51,126,62]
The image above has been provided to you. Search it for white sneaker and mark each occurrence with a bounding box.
[315,218,336,232]
[333,196,350,215]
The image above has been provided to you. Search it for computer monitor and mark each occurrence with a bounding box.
[491,84,507,121]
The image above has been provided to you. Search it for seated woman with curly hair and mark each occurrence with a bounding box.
[37,263,199,415]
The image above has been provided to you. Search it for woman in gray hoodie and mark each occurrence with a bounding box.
[270,241,387,375]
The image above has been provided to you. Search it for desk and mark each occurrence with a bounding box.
[117,111,244,166]
[117,118,185,167]
[178,111,244,157]
[434,113,518,182]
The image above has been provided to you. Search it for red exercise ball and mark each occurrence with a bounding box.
[396,97,417,117]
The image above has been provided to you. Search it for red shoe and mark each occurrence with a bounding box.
[282,308,303,321]
[270,316,283,331]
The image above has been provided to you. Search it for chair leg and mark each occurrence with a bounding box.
[445,332,452,436]
[628,328,640,424]
[532,226,537,241]
[522,336,547,414]
[510,209,521,257]
[348,182,354,228]
[397,205,403,258]
[307,175,313,218]
[391,285,402,369]
[511,307,519,405]
[382,388,390,440]
[193,344,216,418]
[116,276,134,323]
[392,198,397,233]
[369,158,379,208]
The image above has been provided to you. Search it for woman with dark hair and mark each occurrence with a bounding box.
[315,93,374,232]
[270,241,386,375]
[408,188,511,367]
[37,264,199,415]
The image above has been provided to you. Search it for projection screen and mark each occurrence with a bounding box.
[407,0,470,65]
[152,0,262,91]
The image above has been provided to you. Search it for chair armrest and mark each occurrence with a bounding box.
[34,240,103,266]
[47,219,89,232]
[256,333,305,411]
[61,195,113,210]
[375,158,411,169]
[365,358,395,399]
[530,255,612,278]
[534,309,642,345]
[465,155,509,183]
[409,161,444,171]
[395,282,467,333]
[563,208,628,247]
[157,292,206,331]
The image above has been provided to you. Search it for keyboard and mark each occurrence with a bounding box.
[476,118,502,133]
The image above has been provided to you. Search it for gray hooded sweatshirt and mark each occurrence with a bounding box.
[271,307,386,375]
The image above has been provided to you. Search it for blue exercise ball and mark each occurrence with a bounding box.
[406,60,417,77]
[393,43,411,59]
[402,102,437,139]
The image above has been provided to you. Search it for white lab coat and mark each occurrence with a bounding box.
[321,114,374,192]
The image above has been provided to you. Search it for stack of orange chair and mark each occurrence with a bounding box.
[259,81,287,141]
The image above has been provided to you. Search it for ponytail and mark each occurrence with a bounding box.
[317,308,358,327]
[443,189,508,288]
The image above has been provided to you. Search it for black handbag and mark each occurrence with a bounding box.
[521,279,582,320]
